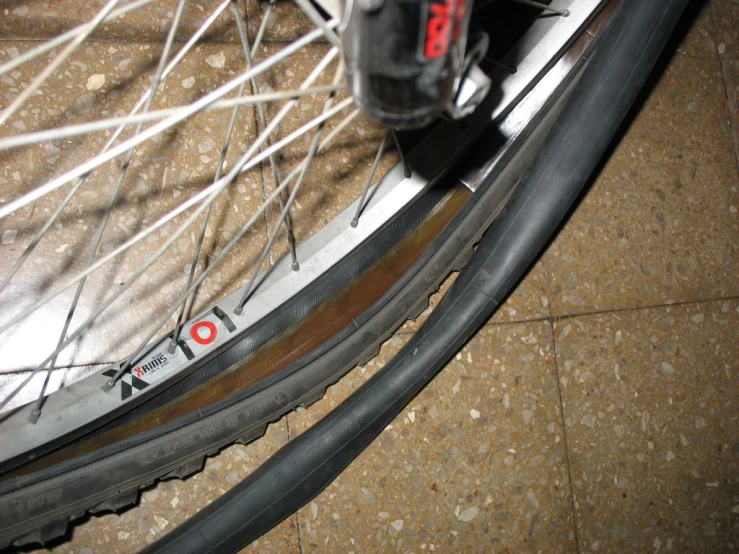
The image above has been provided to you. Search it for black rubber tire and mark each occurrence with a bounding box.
[140,0,691,551]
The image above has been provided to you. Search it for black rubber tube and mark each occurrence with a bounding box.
[144,0,690,551]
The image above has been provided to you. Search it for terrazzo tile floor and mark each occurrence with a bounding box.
[1,1,737,553]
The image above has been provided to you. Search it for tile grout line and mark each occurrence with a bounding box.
[470,293,739,332]
[295,511,306,554]
[540,254,554,321]
[707,0,739,177]
[547,294,739,323]
[395,292,739,337]
[716,54,739,176]
[249,80,276,261]
[548,318,582,554]
[240,0,277,263]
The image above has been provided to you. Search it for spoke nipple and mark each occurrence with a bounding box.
[350,219,358,228]
[102,379,115,392]
[403,167,412,179]
[28,409,41,424]
[562,8,570,16]
[167,341,178,355]
[292,261,300,271]
[233,306,243,316]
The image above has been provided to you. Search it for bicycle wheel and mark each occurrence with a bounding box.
[0,0,614,547]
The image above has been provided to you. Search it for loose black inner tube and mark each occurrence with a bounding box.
[143,0,691,551]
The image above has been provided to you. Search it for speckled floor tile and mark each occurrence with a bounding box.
[544,49,738,317]
[676,0,718,58]
[0,0,245,43]
[29,421,297,553]
[711,0,739,58]
[488,262,551,324]
[289,322,576,553]
[555,300,739,553]
[720,55,739,166]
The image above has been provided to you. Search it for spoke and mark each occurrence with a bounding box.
[218,43,338,261]
[167,207,212,354]
[0,0,358,413]
[0,85,344,152]
[293,0,343,49]
[351,133,388,227]
[27,283,80,422]
[28,0,190,422]
[232,1,300,271]
[0,22,337,222]
[96,0,233,136]
[0,0,121,128]
[507,0,569,16]
[234,139,317,314]
[391,130,412,179]
[318,107,361,147]
[235,64,346,314]
[251,0,276,55]
[168,1,254,353]
[0,0,155,77]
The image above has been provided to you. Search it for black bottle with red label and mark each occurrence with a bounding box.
[341,0,472,128]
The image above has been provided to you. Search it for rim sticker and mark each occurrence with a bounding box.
[190,321,217,345]
[102,350,171,401]
[102,305,236,402]
[183,309,232,357]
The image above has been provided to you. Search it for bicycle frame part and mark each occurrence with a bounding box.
[341,0,474,128]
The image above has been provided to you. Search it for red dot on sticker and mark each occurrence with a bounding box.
[190,321,217,345]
